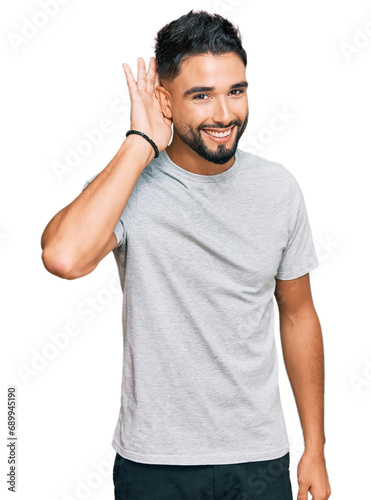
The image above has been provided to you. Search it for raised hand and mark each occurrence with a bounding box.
[122,57,173,153]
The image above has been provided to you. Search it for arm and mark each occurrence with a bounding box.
[41,135,155,279]
[274,273,331,499]
[274,272,325,451]
[41,56,172,280]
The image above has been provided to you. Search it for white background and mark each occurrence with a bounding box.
[1,0,370,498]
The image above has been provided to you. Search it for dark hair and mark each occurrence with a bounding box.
[154,9,247,85]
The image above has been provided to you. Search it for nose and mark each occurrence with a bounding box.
[211,97,235,127]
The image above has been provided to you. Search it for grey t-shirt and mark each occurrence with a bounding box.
[83,147,318,465]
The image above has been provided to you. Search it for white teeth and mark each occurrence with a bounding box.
[204,127,232,138]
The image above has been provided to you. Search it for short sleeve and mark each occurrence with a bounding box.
[275,175,318,280]
[81,174,125,249]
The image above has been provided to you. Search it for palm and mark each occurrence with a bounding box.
[122,57,172,152]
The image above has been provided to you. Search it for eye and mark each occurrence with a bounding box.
[192,89,245,100]
[231,89,245,96]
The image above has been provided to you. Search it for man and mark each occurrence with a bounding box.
[41,9,331,500]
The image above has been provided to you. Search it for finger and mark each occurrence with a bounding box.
[137,57,147,93]
[297,486,308,500]
[147,57,157,95]
[122,62,139,98]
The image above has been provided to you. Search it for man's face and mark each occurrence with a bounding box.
[164,52,249,165]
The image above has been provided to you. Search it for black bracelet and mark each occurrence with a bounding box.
[126,130,159,158]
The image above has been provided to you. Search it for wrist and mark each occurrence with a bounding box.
[125,129,159,159]
[122,133,156,164]
[303,448,326,460]
[304,437,326,454]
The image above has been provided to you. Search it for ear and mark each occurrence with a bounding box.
[155,85,173,120]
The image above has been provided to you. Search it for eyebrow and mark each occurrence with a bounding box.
[183,81,248,98]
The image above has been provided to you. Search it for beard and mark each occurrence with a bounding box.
[174,113,248,165]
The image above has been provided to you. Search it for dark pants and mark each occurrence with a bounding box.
[113,451,293,499]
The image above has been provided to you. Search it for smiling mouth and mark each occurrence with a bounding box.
[202,126,235,138]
